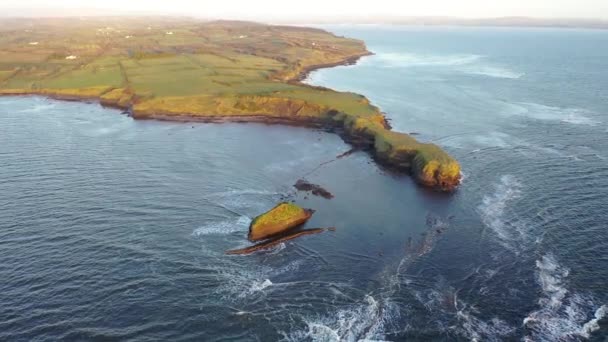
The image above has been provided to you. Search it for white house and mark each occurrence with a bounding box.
[28,42,39,45]
[65,55,78,60]
[166,31,174,35]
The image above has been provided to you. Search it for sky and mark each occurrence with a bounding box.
[2,0,608,20]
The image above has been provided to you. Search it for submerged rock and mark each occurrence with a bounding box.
[294,179,334,199]
[227,228,329,255]
[248,203,314,241]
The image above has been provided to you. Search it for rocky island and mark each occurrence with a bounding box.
[0,17,460,190]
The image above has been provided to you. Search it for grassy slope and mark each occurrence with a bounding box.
[0,17,460,190]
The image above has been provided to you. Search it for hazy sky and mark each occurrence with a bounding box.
[2,0,608,19]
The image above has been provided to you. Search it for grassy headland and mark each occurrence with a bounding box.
[0,17,460,190]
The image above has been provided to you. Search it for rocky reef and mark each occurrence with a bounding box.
[227,228,328,255]
[248,203,314,241]
[294,179,334,199]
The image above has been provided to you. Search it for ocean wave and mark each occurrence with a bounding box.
[192,215,251,236]
[523,254,606,341]
[478,175,525,252]
[283,295,398,342]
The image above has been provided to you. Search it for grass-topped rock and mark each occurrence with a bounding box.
[0,17,460,191]
[248,203,314,241]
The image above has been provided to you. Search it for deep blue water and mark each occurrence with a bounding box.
[1,26,607,341]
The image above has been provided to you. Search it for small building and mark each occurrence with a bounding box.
[65,55,78,60]
[239,35,247,39]
[125,35,132,39]
[29,42,39,45]
[166,31,174,35]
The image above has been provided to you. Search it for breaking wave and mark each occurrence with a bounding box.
[523,254,606,341]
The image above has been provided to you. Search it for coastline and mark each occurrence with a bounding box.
[0,51,461,191]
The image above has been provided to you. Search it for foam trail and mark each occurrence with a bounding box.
[462,65,525,79]
[213,259,306,301]
[192,216,251,236]
[505,102,599,126]
[580,305,607,338]
[375,52,483,68]
[455,300,515,342]
[18,103,57,113]
[478,175,524,252]
[250,279,273,292]
[523,254,605,341]
[283,295,398,342]
[410,282,515,341]
[374,52,524,80]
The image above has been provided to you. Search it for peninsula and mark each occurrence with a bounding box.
[0,17,460,190]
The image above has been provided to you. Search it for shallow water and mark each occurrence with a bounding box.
[1,26,608,341]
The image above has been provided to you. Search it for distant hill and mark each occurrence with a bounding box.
[1,7,606,30]
[277,16,608,30]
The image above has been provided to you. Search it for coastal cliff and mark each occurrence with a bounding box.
[0,18,460,191]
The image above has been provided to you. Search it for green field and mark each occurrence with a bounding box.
[0,17,460,190]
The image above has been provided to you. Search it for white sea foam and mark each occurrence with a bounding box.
[192,215,251,236]
[580,305,608,338]
[204,189,283,217]
[461,65,525,79]
[440,131,515,150]
[18,103,57,113]
[251,279,273,292]
[375,52,483,68]
[374,52,524,79]
[284,295,398,342]
[410,285,515,341]
[455,302,515,342]
[478,175,525,252]
[523,254,606,341]
[504,102,599,126]
[214,259,305,301]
